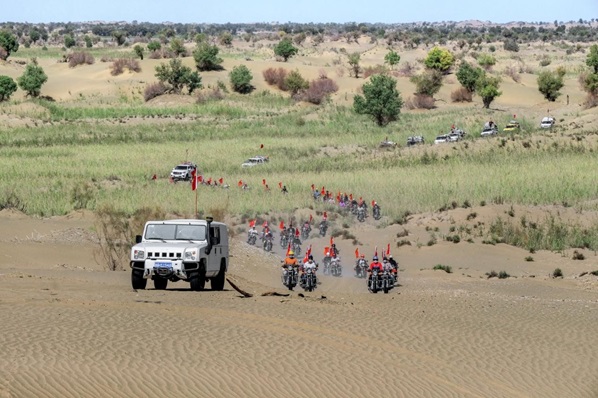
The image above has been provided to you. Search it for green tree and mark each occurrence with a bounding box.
[424,46,455,73]
[586,44,598,74]
[29,28,41,43]
[193,42,223,71]
[477,53,496,69]
[581,72,598,95]
[353,74,403,126]
[410,69,443,97]
[112,30,126,46]
[284,69,309,95]
[0,75,17,101]
[348,52,361,78]
[475,73,502,109]
[219,31,233,47]
[537,70,564,102]
[17,59,48,98]
[274,37,298,62]
[155,58,202,94]
[169,38,186,57]
[456,62,483,93]
[147,40,161,52]
[503,39,520,52]
[84,35,93,48]
[194,33,208,45]
[134,44,144,60]
[64,34,76,48]
[384,50,400,70]
[229,64,253,94]
[0,30,19,60]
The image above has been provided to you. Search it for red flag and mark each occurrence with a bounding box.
[262,179,266,185]
[207,177,212,185]
[218,177,223,185]
[303,255,308,263]
[249,220,256,228]
[374,246,378,258]
[386,243,390,257]
[311,184,315,190]
[320,187,325,196]
[262,221,268,227]
[323,211,327,220]
[279,221,285,230]
[513,114,517,119]
[330,236,334,246]
[355,248,359,259]
[191,169,197,191]
[198,175,203,183]
[286,243,291,256]
[295,227,299,237]
[336,194,340,202]
[278,182,282,189]
[349,194,353,201]
[371,200,375,207]
[260,143,264,149]
[238,180,243,187]
[309,214,313,223]
[324,246,330,256]
[307,245,312,256]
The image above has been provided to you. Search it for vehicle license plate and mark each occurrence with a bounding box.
[155,262,172,269]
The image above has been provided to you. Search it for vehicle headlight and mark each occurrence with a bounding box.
[133,250,145,260]
[184,249,198,261]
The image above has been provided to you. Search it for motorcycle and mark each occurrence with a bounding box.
[322,256,331,275]
[301,267,317,292]
[280,233,288,249]
[292,240,302,257]
[380,270,393,294]
[355,259,368,278]
[373,205,381,220]
[357,207,366,222]
[282,266,298,291]
[263,236,273,252]
[301,226,311,241]
[319,222,328,237]
[247,232,257,246]
[330,258,342,277]
[368,268,381,293]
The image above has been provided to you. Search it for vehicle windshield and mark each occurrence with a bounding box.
[145,224,206,241]
[436,136,445,140]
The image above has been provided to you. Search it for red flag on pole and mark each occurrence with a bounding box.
[307,245,312,257]
[218,177,223,185]
[303,255,308,263]
[295,227,299,237]
[278,182,282,189]
[286,243,291,256]
[349,194,353,201]
[320,187,325,196]
[371,200,375,207]
[374,246,378,258]
[324,246,330,256]
[323,211,327,220]
[262,179,266,185]
[330,236,334,247]
[279,221,285,230]
[386,243,390,257]
[355,248,359,259]
[260,144,264,149]
[249,220,256,228]
[198,175,203,183]
[262,221,268,227]
[238,180,243,187]
[309,214,313,223]
[311,184,315,190]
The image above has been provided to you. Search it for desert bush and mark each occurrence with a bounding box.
[263,67,288,90]
[353,74,403,126]
[572,250,585,260]
[196,87,225,103]
[110,58,141,76]
[486,270,498,278]
[405,94,435,109]
[0,191,26,212]
[396,61,417,77]
[539,56,552,67]
[477,53,496,70]
[143,82,168,102]
[363,64,388,78]
[193,43,223,71]
[95,205,165,271]
[67,51,95,68]
[229,65,254,94]
[299,77,338,104]
[433,264,452,273]
[498,270,510,279]
[424,46,455,73]
[0,75,17,101]
[148,50,162,60]
[17,59,47,98]
[70,181,95,210]
[466,212,477,220]
[503,65,521,83]
[524,256,534,261]
[284,69,309,95]
[503,39,520,52]
[537,70,564,102]
[552,268,563,278]
[155,58,202,94]
[583,93,598,109]
[411,69,443,97]
[451,87,473,102]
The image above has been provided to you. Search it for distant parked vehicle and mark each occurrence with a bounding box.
[241,155,269,168]
[170,162,197,182]
[503,120,520,132]
[434,134,449,144]
[407,136,425,146]
[481,121,498,137]
[540,117,555,129]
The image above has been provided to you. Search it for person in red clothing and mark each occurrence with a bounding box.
[368,256,383,282]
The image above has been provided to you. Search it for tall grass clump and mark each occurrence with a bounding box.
[67,51,95,68]
[110,58,142,76]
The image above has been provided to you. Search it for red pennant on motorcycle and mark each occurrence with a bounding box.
[278,181,282,189]
[324,246,329,256]
[330,236,334,247]
[238,180,243,187]
[321,187,325,195]
[303,255,308,263]
[279,221,285,230]
[295,227,299,237]
[311,184,315,190]
[309,214,313,223]
[262,178,266,185]
[286,243,291,256]
[249,220,256,228]
[371,200,375,207]
[349,194,353,201]
[323,211,327,219]
[386,243,390,256]
[307,245,312,256]
[355,248,359,259]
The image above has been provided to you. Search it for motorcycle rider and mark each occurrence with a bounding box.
[302,221,311,236]
[382,256,396,283]
[355,254,367,277]
[247,225,258,243]
[368,256,384,282]
[301,255,318,286]
[388,254,398,271]
[282,251,299,285]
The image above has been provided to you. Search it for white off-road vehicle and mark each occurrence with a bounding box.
[130,217,228,291]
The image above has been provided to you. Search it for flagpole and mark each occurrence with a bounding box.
[195,184,198,218]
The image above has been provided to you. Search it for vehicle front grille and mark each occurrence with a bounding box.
[148,252,182,259]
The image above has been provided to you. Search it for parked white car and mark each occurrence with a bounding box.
[540,117,555,129]
[170,162,197,182]
[241,155,269,168]
[434,135,449,144]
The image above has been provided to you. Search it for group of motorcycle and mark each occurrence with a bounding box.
[281,266,317,292]
[354,258,397,294]
[350,202,382,223]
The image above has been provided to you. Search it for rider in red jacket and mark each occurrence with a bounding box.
[368,256,383,273]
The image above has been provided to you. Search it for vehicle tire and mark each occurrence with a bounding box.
[154,277,168,290]
[131,270,147,290]
[211,263,226,291]
[383,285,389,294]
[190,262,206,291]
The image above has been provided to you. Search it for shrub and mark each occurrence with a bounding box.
[110,58,141,76]
[486,270,498,278]
[466,212,477,220]
[143,82,168,102]
[263,67,288,90]
[67,51,95,68]
[524,256,534,261]
[0,30,19,60]
[274,37,298,61]
[196,87,225,103]
[396,61,417,77]
[503,39,520,52]
[363,64,389,78]
[353,74,404,126]
[552,268,563,278]
[433,264,452,273]
[456,61,483,93]
[477,54,496,70]
[498,270,510,279]
[229,64,253,94]
[405,94,435,109]
[284,69,309,95]
[193,43,223,71]
[539,56,551,67]
[0,75,17,101]
[17,59,47,98]
[451,87,473,102]
[70,181,95,209]
[572,250,585,260]
[411,69,443,97]
[537,70,564,102]
[155,58,202,94]
[503,65,521,83]
[476,73,502,109]
[424,46,455,73]
[300,77,339,104]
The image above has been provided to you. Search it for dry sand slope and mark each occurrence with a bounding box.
[0,209,597,398]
